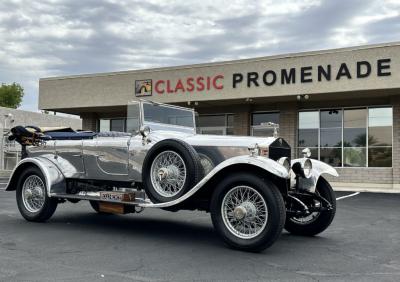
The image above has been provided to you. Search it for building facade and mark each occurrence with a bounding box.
[39,42,400,192]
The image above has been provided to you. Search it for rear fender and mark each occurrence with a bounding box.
[291,158,339,192]
[6,157,66,196]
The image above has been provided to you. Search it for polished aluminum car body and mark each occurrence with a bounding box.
[6,100,340,252]
[6,100,338,208]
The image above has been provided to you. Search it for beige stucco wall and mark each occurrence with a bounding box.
[0,107,81,130]
[39,42,400,112]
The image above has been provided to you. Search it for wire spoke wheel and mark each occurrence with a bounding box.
[290,201,321,225]
[150,150,187,198]
[21,175,46,213]
[284,177,336,236]
[221,185,268,239]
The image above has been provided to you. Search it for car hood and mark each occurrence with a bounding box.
[149,130,278,148]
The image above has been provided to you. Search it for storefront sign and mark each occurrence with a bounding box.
[136,58,392,96]
[154,75,224,94]
[232,58,391,88]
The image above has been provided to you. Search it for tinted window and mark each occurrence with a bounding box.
[344,147,366,167]
[320,109,342,128]
[252,112,279,126]
[110,119,124,132]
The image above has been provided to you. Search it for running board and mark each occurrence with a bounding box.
[53,191,152,207]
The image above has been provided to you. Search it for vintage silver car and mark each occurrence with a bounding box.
[6,101,338,252]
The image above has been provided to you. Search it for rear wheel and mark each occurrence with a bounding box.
[16,167,58,222]
[211,173,285,252]
[285,177,336,236]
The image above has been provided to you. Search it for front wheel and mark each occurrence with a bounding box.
[285,177,336,236]
[16,167,58,222]
[210,173,286,252]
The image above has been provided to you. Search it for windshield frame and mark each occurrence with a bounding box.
[128,100,196,133]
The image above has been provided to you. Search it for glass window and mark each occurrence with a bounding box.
[297,107,392,167]
[298,111,318,155]
[251,112,280,137]
[368,107,392,167]
[320,110,342,149]
[197,114,234,135]
[297,147,318,160]
[298,129,318,147]
[369,108,392,127]
[320,148,342,167]
[252,112,279,126]
[299,111,319,129]
[227,114,234,128]
[368,147,392,167]
[320,109,342,128]
[343,109,367,167]
[344,147,366,167]
[320,128,342,147]
[110,119,125,132]
[369,127,392,146]
[99,119,110,132]
[344,128,366,147]
[198,115,225,127]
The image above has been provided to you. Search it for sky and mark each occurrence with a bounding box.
[0,0,399,112]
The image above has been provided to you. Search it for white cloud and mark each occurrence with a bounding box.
[0,0,398,112]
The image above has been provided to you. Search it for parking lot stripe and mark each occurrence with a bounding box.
[336,192,360,201]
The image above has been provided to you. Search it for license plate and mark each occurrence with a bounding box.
[100,191,135,202]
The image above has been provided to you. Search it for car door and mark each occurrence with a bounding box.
[55,140,85,178]
[94,136,130,177]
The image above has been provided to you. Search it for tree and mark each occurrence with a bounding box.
[0,83,24,109]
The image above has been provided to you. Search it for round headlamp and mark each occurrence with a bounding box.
[278,157,290,172]
[292,158,312,178]
[302,158,312,178]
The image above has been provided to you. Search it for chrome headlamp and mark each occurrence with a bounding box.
[277,157,290,172]
[291,158,312,178]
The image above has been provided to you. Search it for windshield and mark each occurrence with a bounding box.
[143,103,195,128]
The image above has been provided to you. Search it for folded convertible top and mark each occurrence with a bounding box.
[8,125,96,145]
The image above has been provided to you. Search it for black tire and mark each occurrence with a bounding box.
[142,139,203,203]
[16,166,58,222]
[285,177,336,236]
[195,147,224,175]
[210,173,286,252]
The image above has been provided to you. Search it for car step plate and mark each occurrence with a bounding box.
[99,202,125,214]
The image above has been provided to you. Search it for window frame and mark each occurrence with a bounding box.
[297,105,393,168]
[251,111,280,137]
[98,117,127,132]
[197,113,234,135]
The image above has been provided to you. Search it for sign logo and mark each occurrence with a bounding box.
[135,79,152,97]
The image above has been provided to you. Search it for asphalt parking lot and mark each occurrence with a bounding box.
[0,187,399,282]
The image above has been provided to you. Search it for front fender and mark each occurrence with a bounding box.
[140,155,289,208]
[6,157,66,197]
[290,158,339,192]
